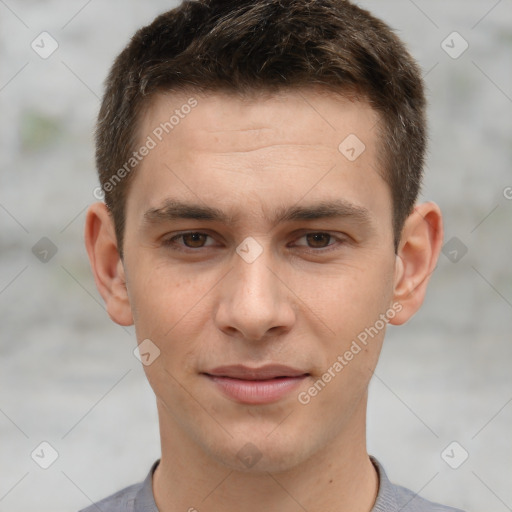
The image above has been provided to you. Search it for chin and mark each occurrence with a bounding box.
[209,434,312,475]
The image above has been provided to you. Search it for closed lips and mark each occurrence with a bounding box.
[203,365,310,380]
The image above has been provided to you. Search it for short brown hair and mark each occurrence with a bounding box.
[96,0,427,257]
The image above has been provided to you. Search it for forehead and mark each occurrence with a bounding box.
[127,87,390,230]
[140,87,380,154]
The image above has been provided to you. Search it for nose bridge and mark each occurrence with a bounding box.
[215,236,295,339]
[235,250,275,302]
[232,237,280,310]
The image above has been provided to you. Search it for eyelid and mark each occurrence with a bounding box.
[290,231,348,253]
[292,231,345,245]
[162,230,348,253]
[162,231,218,248]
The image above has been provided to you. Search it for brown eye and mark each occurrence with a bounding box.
[182,232,208,248]
[305,233,332,248]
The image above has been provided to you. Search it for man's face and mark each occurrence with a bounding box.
[121,89,398,472]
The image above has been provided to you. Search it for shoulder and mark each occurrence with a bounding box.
[78,481,143,512]
[371,457,466,512]
[392,482,465,512]
[77,460,159,512]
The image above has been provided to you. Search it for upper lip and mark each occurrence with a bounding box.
[204,364,309,380]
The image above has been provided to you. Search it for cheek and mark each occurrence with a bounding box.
[128,263,223,378]
[129,261,207,335]
[291,258,395,343]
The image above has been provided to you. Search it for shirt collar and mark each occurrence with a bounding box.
[134,460,159,512]
[135,457,398,512]
[370,456,400,512]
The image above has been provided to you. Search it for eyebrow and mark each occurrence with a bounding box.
[142,198,373,229]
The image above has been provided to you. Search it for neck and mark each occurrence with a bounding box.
[152,397,379,512]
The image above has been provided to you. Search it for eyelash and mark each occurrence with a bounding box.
[161,231,346,254]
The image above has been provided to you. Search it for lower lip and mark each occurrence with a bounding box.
[205,375,309,404]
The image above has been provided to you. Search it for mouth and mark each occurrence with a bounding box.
[201,364,310,404]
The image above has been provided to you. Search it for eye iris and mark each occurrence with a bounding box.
[183,233,206,248]
[307,233,330,248]
[179,233,332,249]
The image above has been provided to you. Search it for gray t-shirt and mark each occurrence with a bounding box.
[78,457,465,512]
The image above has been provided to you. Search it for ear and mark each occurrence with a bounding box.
[388,202,443,325]
[84,202,134,326]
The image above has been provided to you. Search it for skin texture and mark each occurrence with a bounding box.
[85,88,443,512]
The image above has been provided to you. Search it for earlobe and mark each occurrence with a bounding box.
[389,202,443,326]
[84,202,134,326]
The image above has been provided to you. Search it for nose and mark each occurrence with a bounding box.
[213,241,296,342]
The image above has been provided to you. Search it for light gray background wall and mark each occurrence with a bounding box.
[1,1,511,511]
